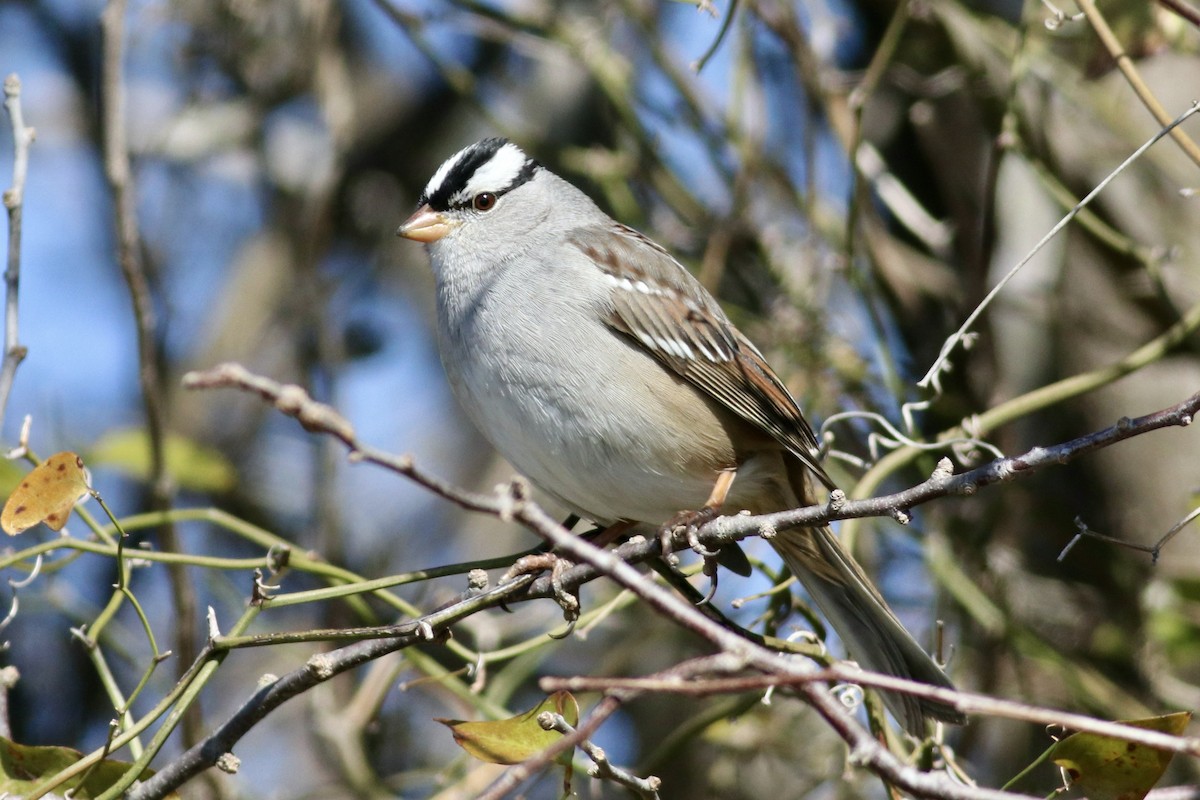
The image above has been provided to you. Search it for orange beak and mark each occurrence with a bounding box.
[397,204,453,243]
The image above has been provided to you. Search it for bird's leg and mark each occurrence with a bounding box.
[503,551,570,582]
[705,467,737,509]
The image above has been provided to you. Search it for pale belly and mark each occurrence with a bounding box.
[453,362,720,524]
[436,274,790,523]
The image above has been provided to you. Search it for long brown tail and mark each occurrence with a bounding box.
[771,525,965,734]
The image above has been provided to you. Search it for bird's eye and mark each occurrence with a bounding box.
[473,192,497,211]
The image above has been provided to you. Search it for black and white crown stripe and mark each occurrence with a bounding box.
[420,138,541,212]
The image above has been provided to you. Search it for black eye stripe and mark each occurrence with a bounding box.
[421,138,541,212]
[447,161,538,210]
[426,138,506,209]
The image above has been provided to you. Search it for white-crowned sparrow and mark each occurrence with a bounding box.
[398,138,963,732]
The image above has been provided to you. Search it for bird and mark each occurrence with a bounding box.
[397,137,964,733]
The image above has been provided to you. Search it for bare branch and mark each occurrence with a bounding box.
[185,363,1200,563]
[1059,508,1200,564]
[497,500,1034,800]
[0,74,34,430]
[540,708,660,798]
[1155,0,1200,28]
[176,364,1200,798]
[700,390,1200,547]
[919,102,1200,392]
[100,0,198,744]
[1076,0,1200,167]
[543,661,1200,757]
[127,574,541,800]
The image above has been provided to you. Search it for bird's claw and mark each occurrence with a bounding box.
[504,553,580,633]
[697,556,720,605]
[547,555,580,635]
[658,507,727,603]
[659,506,720,562]
[686,522,720,559]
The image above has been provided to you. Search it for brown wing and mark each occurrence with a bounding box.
[568,223,835,490]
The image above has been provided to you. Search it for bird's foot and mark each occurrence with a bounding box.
[659,507,753,579]
[659,506,720,559]
[503,552,580,634]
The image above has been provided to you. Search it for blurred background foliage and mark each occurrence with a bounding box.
[0,0,1199,797]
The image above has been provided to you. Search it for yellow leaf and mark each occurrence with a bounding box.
[1,452,91,535]
[1051,712,1192,800]
[438,691,580,765]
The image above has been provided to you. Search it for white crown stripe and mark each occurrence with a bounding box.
[423,143,475,201]
[462,142,528,196]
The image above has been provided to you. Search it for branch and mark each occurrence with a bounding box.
[182,363,537,517]
[127,575,540,800]
[100,0,198,743]
[848,293,1200,543]
[495,496,1035,800]
[1059,507,1200,563]
[919,101,1200,391]
[696,389,1200,549]
[185,362,1200,562]
[474,696,641,800]
[178,364,1200,798]
[543,659,1200,757]
[180,372,1018,799]
[1155,0,1200,28]
[540,707,659,798]
[101,0,166,482]
[0,74,34,430]
[1076,0,1200,168]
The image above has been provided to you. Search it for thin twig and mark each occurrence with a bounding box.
[0,74,34,430]
[184,363,1200,591]
[849,292,1200,545]
[540,708,660,798]
[919,102,1200,392]
[1155,0,1200,28]
[476,696,631,800]
[1059,508,1200,564]
[691,0,739,73]
[127,575,542,800]
[1076,0,1200,168]
[100,0,199,747]
[174,364,1200,798]
[542,662,1200,757]
[709,391,1200,545]
[499,502,1036,800]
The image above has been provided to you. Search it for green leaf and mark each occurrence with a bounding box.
[88,428,236,493]
[438,691,580,765]
[0,735,178,798]
[1050,712,1192,800]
